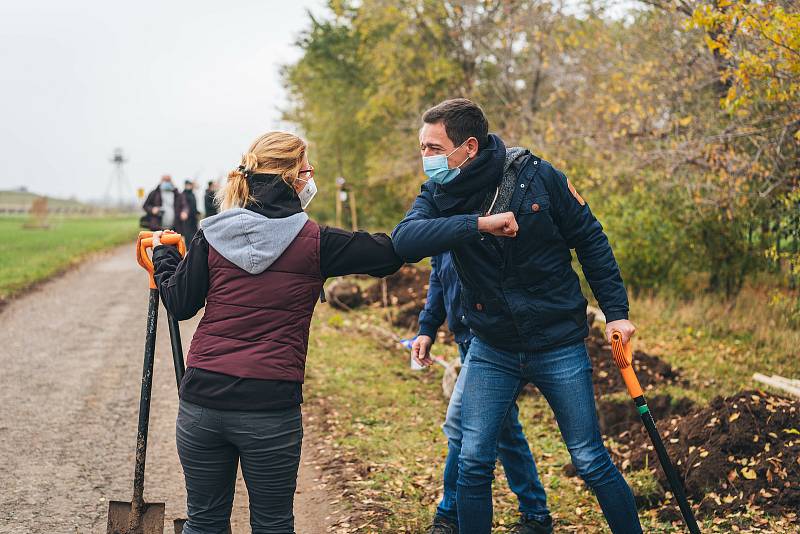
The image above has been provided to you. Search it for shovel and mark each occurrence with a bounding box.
[136,231,188,390]
[133,233,230,534]
[610,331,701,534]
[106,231,185,534]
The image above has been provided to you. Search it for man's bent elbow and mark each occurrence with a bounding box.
[390,225,420,263]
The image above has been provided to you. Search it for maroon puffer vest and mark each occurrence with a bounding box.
[186,220,324,382]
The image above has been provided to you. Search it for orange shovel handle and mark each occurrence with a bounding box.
[136,231,186,289]
[610,330,644,399]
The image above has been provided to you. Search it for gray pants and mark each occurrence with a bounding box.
[177,400,303,534]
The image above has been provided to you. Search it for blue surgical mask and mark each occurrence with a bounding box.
[160,182,174,192]
[422,140,470,185]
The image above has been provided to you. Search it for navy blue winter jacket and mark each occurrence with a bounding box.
[417,251,472,345]
[392,139,629,352]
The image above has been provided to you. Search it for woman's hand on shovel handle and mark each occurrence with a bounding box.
[606,319,636,345]
[151,229,176,248]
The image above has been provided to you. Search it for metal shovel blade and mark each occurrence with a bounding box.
[106,499,165,533]
[173,518,232,533]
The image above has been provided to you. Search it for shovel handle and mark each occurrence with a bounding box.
[136,231,186,289]
[611,331,702,533]
[610,331,644,399]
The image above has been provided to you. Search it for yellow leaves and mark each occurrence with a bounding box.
[704,34,723,53]
[678,116,693,127]
[729,412,740,423]
[741,467,757,480]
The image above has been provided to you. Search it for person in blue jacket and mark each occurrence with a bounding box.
[414,251,552,534]
[393,99,642,534]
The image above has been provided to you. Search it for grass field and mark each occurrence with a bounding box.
[304,293,799,533]
[0,216,139,299]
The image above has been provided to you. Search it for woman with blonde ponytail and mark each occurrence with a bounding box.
[150,131,402,533]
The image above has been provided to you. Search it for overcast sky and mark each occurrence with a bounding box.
[0,0,325,202]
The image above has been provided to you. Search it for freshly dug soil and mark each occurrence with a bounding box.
[585,326,687,396]
[326,280,365,310]
[391,301,426,331]
[613,389,800,518]
[597,395,696,438]
[362,264,431,308]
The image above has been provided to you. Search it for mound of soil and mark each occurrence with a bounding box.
[585,326,687,396]
[362,264,431,308]
[326,280,365,310]
[613,389,800,517]
[391,302,425,331]
[598,394,696,438]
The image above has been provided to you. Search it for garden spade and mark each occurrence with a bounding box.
[610,330,701,534]
[106,231,185,534]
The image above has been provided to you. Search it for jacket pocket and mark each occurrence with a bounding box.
[515,193,560,257]
[460,288,517,342]
[517,193,551,215]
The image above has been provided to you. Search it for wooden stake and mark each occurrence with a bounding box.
[335,181,343,228]
[349,190,358,231]
[753,373,800,398]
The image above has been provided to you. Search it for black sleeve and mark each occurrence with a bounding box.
[319,226,404,279]
[152,230,210,320]
[142,189,157,212]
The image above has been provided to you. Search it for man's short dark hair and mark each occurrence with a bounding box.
[422,98,489,149]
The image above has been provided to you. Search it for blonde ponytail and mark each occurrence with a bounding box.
[216,132,308,211]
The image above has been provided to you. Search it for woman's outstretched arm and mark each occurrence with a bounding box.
[319,226,403,279]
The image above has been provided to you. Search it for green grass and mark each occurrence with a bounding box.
[0,216,139,299]
[304,302,798,533]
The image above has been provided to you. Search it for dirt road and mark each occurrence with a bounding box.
[0,244,332,533]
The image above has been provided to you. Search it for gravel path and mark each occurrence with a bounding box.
[0,244,332,533]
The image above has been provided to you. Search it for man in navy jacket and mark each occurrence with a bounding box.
[393,99,642,534]
[415,252,551,534]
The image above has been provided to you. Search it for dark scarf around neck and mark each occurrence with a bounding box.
[433,133,507,215]
[245,173,302,218]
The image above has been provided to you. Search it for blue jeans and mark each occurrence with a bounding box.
[436,341,550,525]
[456,338,642,534]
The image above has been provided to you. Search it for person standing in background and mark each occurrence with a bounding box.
[204,180,219,217]
[142,175,189,231]
[182,179,200,243]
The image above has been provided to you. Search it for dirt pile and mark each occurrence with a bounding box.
[360,265,433,331]
[613,389,800,517]
[362,264,431,307]
[597,394,696,438]
[326,280,365,310]
[585,326,686,396]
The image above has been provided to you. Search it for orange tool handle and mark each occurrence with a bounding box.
[610,330,644,399]
[136,231,186,288]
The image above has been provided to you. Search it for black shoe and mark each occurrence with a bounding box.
[510,515,554,534]
[426,515,459,534]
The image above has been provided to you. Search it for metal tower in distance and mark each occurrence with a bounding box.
[105,147,133,208]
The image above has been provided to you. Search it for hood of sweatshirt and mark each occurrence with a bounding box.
[200,208,308,275]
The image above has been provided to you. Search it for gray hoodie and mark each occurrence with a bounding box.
[199,208,308,275]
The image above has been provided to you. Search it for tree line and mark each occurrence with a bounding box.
[282,0,799,305]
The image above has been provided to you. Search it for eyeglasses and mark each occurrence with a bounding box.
[298,165,315,180]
